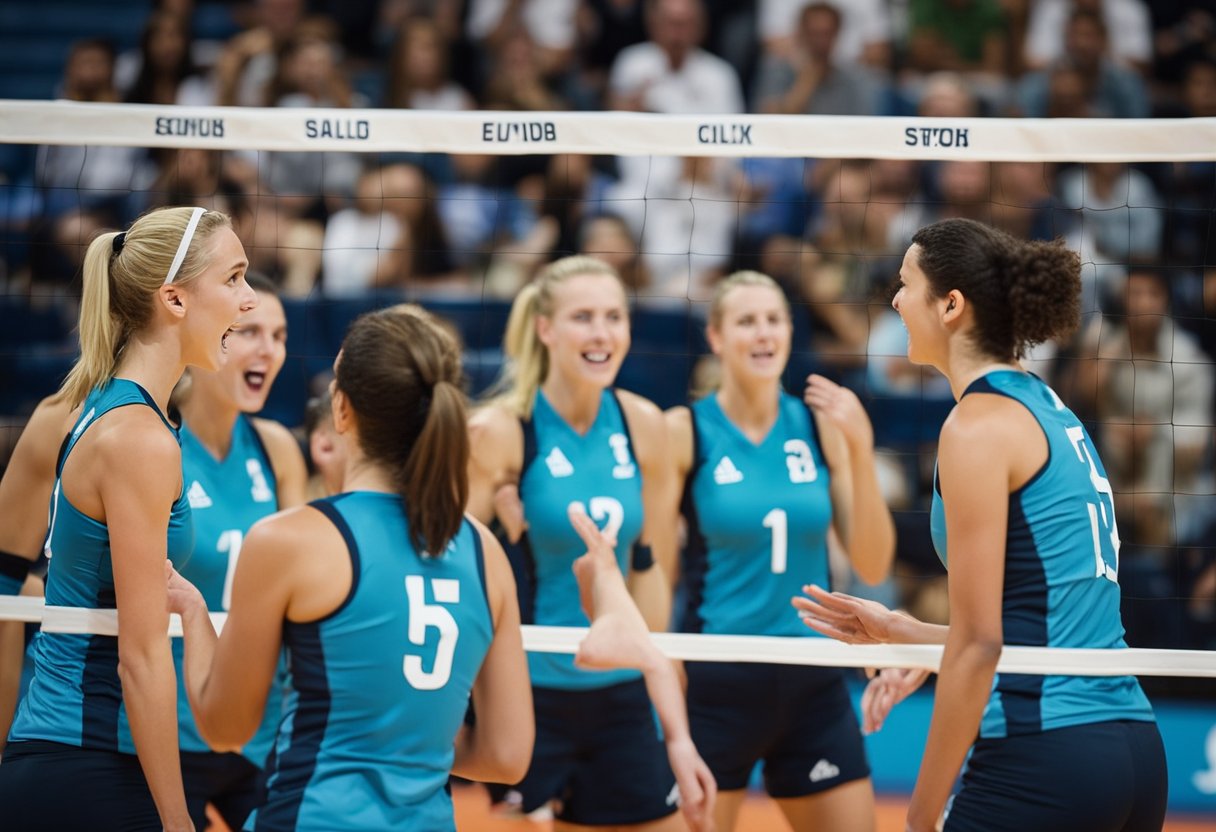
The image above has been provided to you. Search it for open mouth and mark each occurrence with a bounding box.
[582,351,611,365]
[244,370,267,393]
[222,326,235,351]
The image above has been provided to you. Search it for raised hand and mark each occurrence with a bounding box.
[803,373,874,451]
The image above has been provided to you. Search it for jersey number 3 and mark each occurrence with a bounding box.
[404,575,461,690]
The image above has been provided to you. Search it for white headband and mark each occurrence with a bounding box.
[164,207,206,285]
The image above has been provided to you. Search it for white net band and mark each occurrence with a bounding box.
[3,100,1216,162]
[2,596,1212,678]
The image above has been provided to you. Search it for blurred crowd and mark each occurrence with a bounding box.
[1,0,1215,662]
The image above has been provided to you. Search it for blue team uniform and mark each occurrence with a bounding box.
[248,492,492,832]
[930,370,1166,832]
[177,415,285,829]
[0,379,193,831]
[507,389,676,824]
[680,391,870,796]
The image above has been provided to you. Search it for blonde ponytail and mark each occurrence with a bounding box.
[58,206,231,408]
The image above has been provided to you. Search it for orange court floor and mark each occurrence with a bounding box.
[448,784,1215,832]
[205,784,1215,830]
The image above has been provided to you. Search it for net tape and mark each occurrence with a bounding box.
[0,596,1211,678]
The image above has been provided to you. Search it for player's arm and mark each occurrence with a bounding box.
[466,405,523,531]
[618,391,675,632]
[453,520,533,783]
[906,399,1010,832]
[0,395,74,588]
[805,374,894,584]
[99,414,192,832]
[173,509,310,751]
[253,417,309,509]
[0,395,72,753]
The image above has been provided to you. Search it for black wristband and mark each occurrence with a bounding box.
[631,543,655,572]
[0,549,34,583]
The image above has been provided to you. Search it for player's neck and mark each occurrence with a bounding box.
[181,396,240,460]
[716,377,780,439]
[113,338,185,416]
[943,348,1022,401]
[541,378,603,436]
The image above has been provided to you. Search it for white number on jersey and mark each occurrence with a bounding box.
[784,439,819,483]
[217,529,244,610]
[763,508,788,574]
[1065,426,1119,583]
[403,576,461,691]
[568,496,625,542]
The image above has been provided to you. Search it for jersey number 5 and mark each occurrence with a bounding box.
[404,575,461,690]
[1065,426,1120,583]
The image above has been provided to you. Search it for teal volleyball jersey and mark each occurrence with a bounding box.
[518,389,643,690]
[177,414,282,765]
[929,370,1154,738]
[249,492,492,832]
[9,379,194,753]
[679,392,833,636]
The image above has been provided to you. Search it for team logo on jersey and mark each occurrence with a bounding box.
[246,459,274,503]
[545,446,574,478]
[784,439,819,483]
[608,433,636,479]
[808,758,840,783]
[187,480,213,509]
[713,456,744,485]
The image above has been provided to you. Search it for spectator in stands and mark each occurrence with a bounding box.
[1150,1,1216,87]
[1078,268,1215,546]
[1057,163,1163,265]
[481,23,568,111]
[1017,9,1148,118]
[916,71,979,117]
[228,189,323,297]
[37,39,155,214]
[989,161,1070,243]
[757,0,891,69]
[752,2,887,116]
[121,11,211,106]
[466,0,578,86]
[579,214,654,295]
[320,164,404,298]
[888,161,995,252]
[375,162,464,292]
[384,15,474,110]
[574,0,648,107]
[906,0,1007,79]
[1024,0,1152,74]
[212,0,306,106]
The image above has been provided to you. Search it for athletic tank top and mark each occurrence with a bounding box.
[9,378,194,754]
[177,414,283,765]
[250,492,492,832]
[680,392,832,636]
[518,389,643,690]
[929,370,1155,738]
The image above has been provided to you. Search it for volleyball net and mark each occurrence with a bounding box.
[0,101,1214,685]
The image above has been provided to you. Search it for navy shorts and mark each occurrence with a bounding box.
[686,661,870,798]
[181,749,266,832]
[945,720,1168,832]
[509,678,678,825]
[0,740,160,831]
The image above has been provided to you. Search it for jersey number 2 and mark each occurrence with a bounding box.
[403,575,461,690]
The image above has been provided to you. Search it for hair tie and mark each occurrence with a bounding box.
[164,207,206,285]
[111,232,126,256]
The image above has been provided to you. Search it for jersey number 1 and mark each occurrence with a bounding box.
[403,575,461,690]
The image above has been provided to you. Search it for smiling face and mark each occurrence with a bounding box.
[709,283,791,384]
[189,289,287,413]
[537,273,630,391]
[892,243,949,367]
[177,226,257,372]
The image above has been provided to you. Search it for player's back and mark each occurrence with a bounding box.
[250,491,492,832]
[930,370,1154,738]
